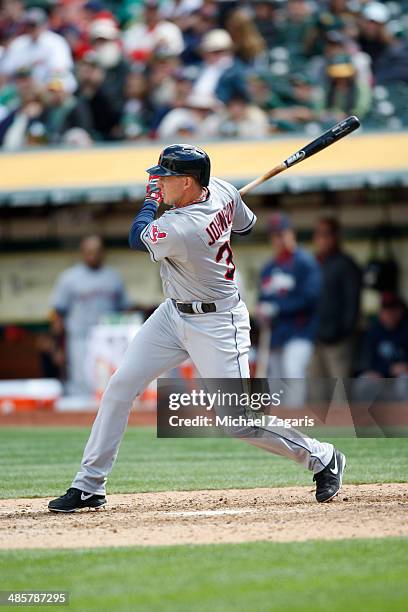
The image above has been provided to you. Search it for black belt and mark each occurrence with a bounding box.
[173,300,216,314]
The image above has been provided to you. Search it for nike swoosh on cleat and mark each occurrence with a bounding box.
[81,492,94,501]
[330,453,339,475]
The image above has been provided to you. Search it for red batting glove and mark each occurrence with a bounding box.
[146,175,163,206]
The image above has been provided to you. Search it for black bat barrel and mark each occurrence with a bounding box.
[284,116,361,168]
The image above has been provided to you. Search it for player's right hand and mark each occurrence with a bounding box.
[146,175,164,206]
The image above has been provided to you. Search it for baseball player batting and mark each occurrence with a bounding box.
[49,144,346,513]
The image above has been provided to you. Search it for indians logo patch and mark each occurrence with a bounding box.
[150,224,167,243]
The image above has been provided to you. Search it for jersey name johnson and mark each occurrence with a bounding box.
[205,200,235,246]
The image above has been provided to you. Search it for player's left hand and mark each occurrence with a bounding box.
[256,301,279,323]
[146,175,164,206]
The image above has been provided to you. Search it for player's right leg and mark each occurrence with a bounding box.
[181,300,345,503]
[49,300,188,512]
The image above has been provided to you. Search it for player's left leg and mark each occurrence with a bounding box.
[71,301,189,494]
[49,300,189,511]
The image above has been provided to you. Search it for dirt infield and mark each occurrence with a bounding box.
[1,483,407,549]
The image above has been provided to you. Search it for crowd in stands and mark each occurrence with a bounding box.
[0,0,407,149]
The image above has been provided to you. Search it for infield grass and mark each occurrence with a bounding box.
[0,427,407,499]
[1,539,408,611]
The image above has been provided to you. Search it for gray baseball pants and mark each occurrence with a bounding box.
[72,297,333,495]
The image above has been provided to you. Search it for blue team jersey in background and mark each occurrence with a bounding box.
[259,248,322,348]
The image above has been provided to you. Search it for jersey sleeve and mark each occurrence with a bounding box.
[231,190,257,235]
[140,213,186,262]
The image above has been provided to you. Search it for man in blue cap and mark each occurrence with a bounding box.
[257,212,321,404]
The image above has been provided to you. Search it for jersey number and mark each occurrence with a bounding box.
[216,241,236,280]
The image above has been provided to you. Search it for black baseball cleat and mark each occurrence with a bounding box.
[313,450,346,503]
[48,488,106,513]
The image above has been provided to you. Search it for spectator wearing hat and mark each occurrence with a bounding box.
[192,28,248,104]
[256,213,321,402]
[353,293,408,403]
[157,91,220,139]
[321,53,372,120]
[0,8,75,92]
[308,217,361,400]
[358,1,394,75]
[76,51,121,140]
[42,76,92,144]
[317,30,373,95]
[0,65,35,122]
[0,66,46,149]
[123,0,184,63]
[89,16,129,107]
[204,91,269,138]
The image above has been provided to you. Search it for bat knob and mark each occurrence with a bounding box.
[348,115,361,128]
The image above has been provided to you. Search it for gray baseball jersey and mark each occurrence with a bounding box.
[51,263,129,395]
[71,176,334,496]
[140,177,256,301]
[51,263,129,337]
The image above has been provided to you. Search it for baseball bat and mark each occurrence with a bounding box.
[255,324,271,378]
[239,115,360,196]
